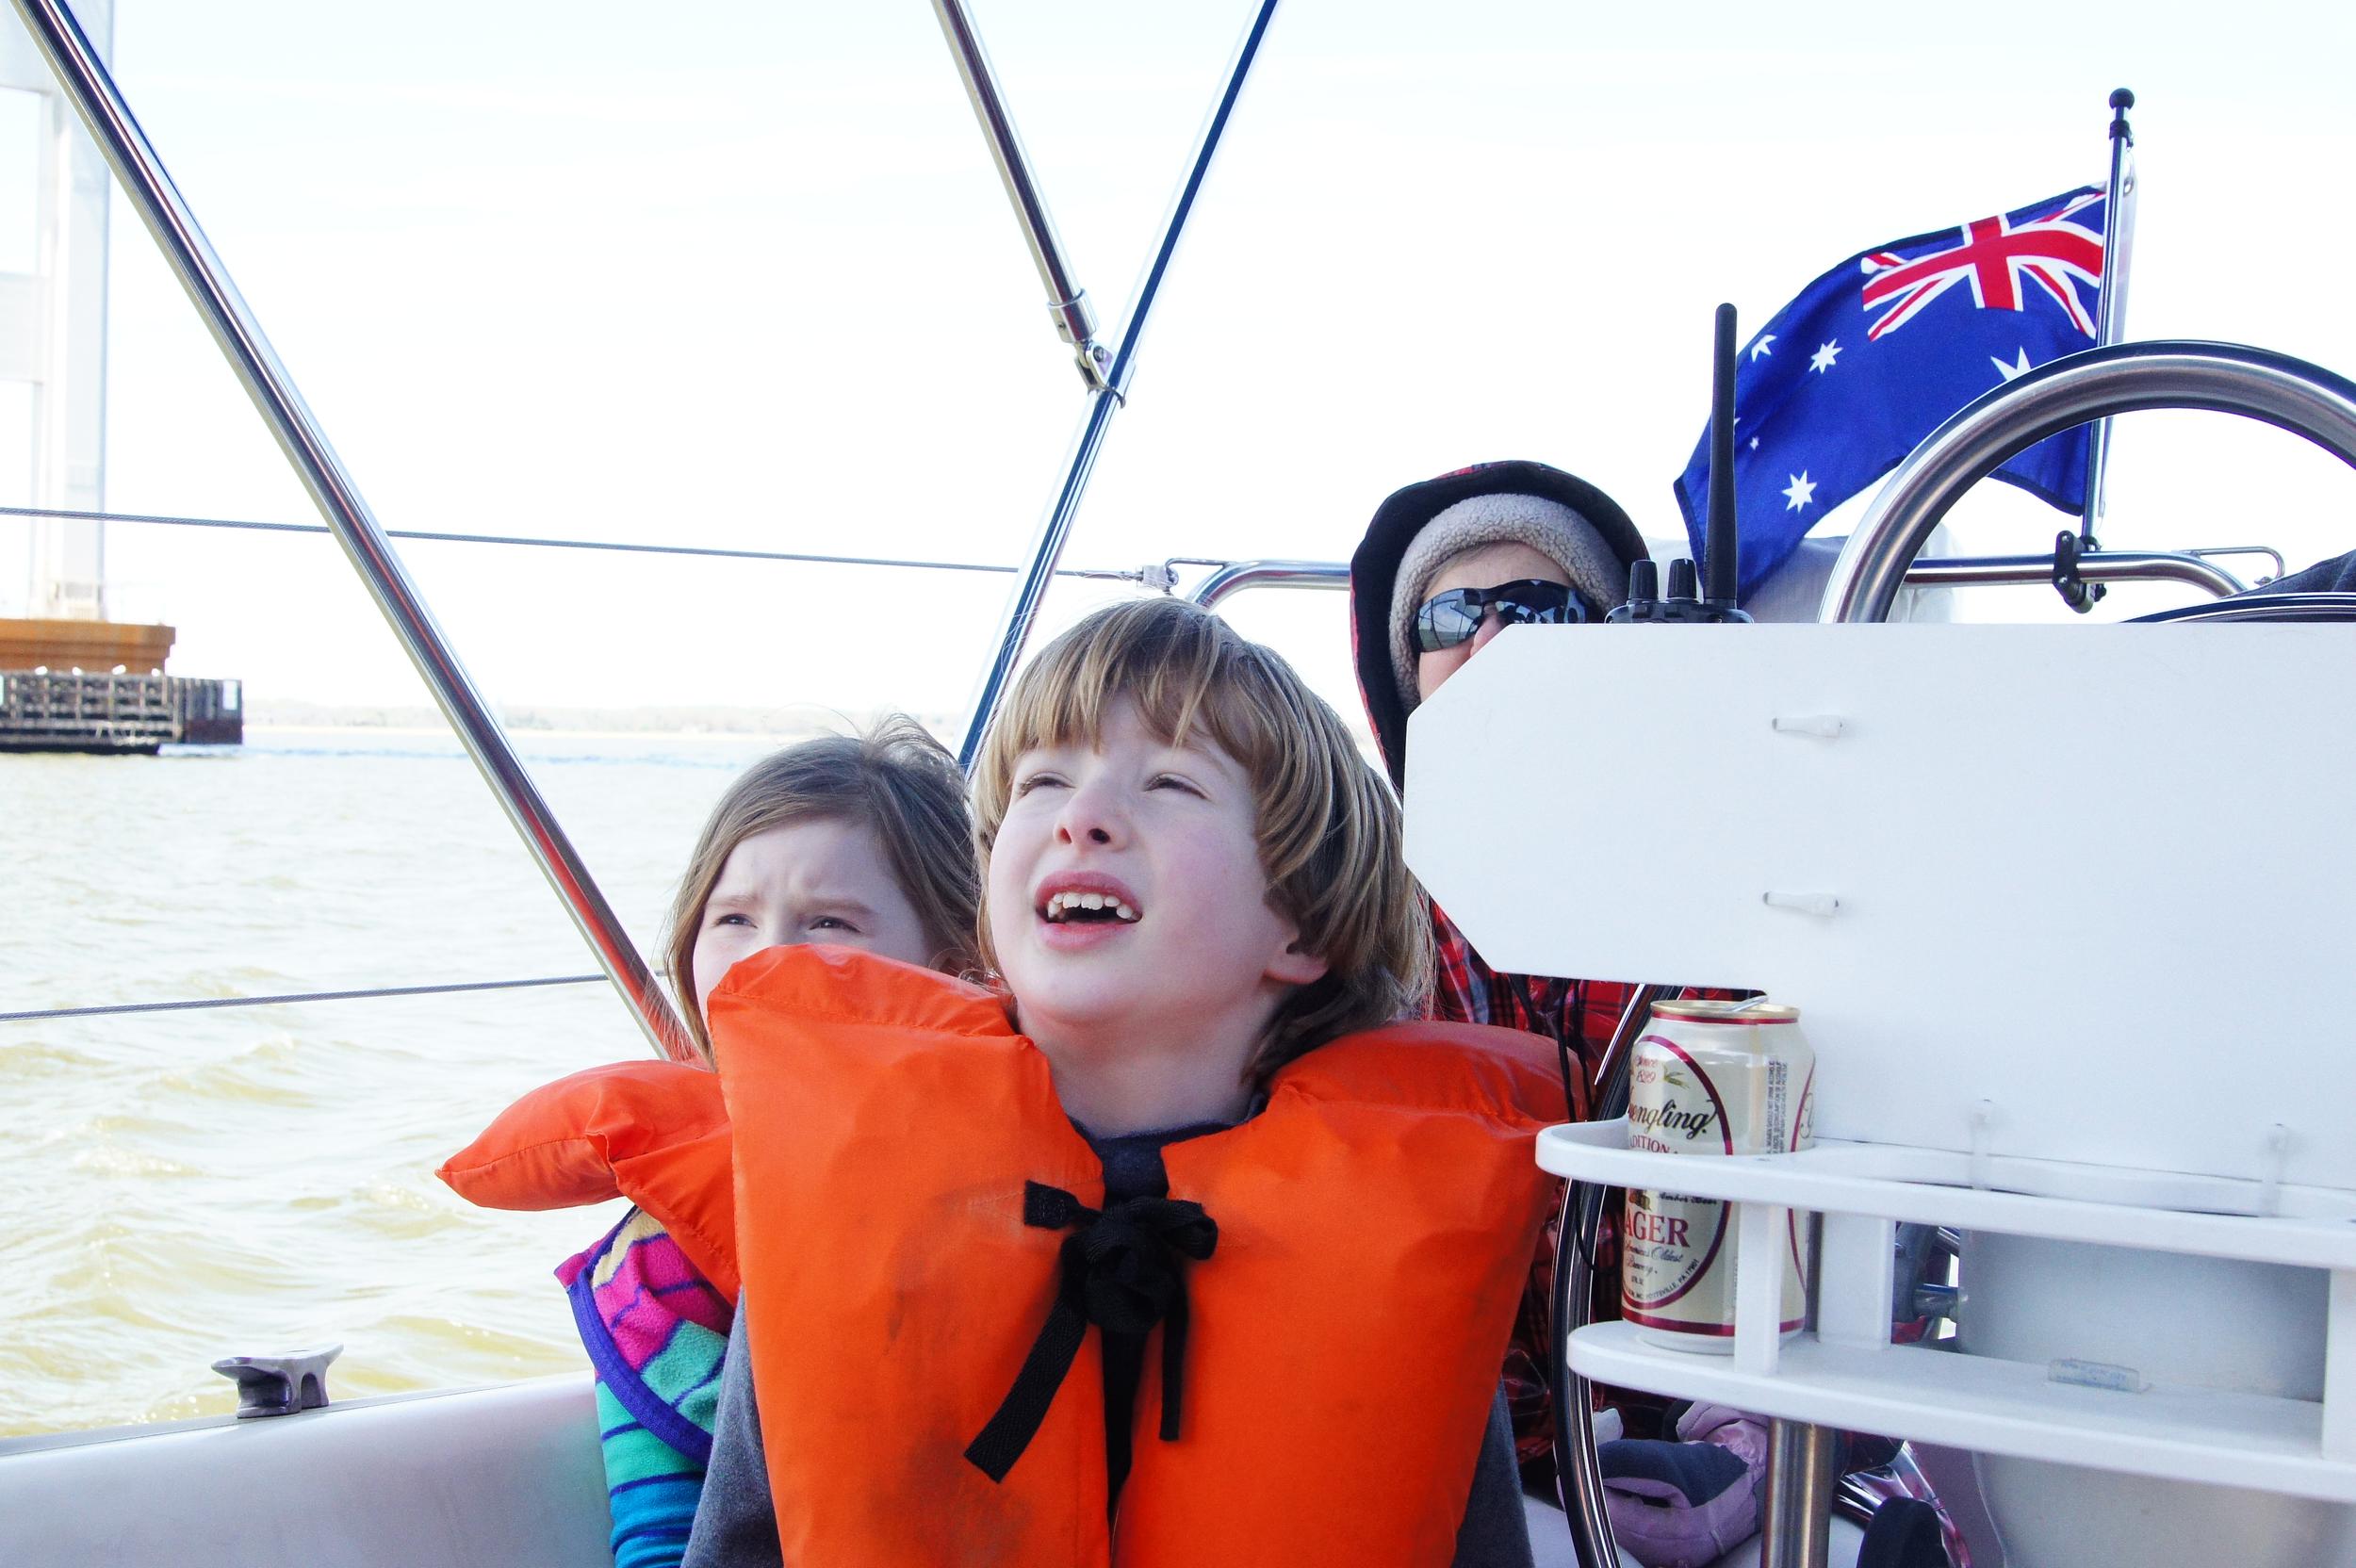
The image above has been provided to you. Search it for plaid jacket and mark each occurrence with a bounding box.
[1430,903,1741,1478]
[1432,905,1653,1095]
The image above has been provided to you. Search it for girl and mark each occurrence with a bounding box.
[450,718,980,1568]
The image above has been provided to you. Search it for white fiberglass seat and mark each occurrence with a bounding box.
[0,1375,612,1568]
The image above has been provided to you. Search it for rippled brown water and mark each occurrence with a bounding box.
[1,728,795,1437]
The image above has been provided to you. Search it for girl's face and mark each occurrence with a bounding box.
[690,815,933,1022]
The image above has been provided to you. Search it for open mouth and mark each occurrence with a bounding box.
[1038,890,1141,925]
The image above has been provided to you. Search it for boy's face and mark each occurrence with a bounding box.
[988,695,1326,1068]
[1414,540,1571,701]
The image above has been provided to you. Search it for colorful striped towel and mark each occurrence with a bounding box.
[561,1208,734,1568]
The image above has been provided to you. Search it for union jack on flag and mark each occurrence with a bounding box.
[1864,190,2104,339]
[1676,187,2107,596]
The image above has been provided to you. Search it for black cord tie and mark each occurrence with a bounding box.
[963,1181,1219,1483]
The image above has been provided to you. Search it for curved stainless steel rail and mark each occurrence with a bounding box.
[1821,340,2356,624]
[9,0,692,1060]
[1186,559,1351,608]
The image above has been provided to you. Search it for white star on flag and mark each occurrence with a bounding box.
[1749,437,1759,450]
[1809,340,1842,374]
[1750,334,1775,362]
[1992,348,2034,382]
[1783,471,1817,512]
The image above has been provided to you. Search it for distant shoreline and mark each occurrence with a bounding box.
[246,725,831,743]
[245,704,958,740]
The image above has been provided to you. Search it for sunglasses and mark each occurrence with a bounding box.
[1414,579,1585,652]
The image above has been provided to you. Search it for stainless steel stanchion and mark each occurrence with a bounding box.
[1759,1419,1839,1568]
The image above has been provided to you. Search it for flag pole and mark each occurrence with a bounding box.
[2078,88,2136,547]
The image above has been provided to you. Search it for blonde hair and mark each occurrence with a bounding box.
[665,716,982,1065]
[972,598,1430,1082]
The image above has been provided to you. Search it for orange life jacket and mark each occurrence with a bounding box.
[438,1057,739,1300]
[710,943,1566,1568]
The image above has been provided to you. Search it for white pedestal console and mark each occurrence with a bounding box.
[1405,624,2356,1567]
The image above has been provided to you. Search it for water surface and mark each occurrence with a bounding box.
[2,727,794,1436]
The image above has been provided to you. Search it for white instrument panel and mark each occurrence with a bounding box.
[1405,623,2354,1189]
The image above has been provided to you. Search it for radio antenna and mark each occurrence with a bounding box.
[1607,302,1751,625]
[1705,302,1740,609]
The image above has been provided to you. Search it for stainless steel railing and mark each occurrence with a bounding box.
[1186,560,1352,607]
[1175,550,2250,613]
[1902,548,2243,597]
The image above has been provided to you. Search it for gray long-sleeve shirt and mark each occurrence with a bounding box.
[680,1311,1535,1568]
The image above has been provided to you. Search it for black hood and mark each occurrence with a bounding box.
[1348,460,1647,789]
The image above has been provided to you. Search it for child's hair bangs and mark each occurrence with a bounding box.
[976,599,1248,842]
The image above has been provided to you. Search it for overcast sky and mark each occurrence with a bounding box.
[6,0,2351,728]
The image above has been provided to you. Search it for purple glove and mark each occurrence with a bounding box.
[1598,1404,1770,1568]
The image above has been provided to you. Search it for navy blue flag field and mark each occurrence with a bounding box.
[1677,187,2105,596]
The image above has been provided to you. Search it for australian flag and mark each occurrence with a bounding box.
[1676,187,2106,596]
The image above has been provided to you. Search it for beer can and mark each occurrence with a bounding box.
[1622,999,1815,1352]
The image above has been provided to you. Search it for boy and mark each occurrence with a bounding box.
[685,597,1567,1566]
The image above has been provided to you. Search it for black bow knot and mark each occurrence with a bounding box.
[963,1181,1218,1483]
[1056,1187,1215,1336]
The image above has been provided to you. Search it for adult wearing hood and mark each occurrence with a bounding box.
[1350,461,1775,1568]
[1350,460,1658,1089]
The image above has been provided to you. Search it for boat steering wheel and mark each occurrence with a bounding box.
[1819,339,2356,626]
